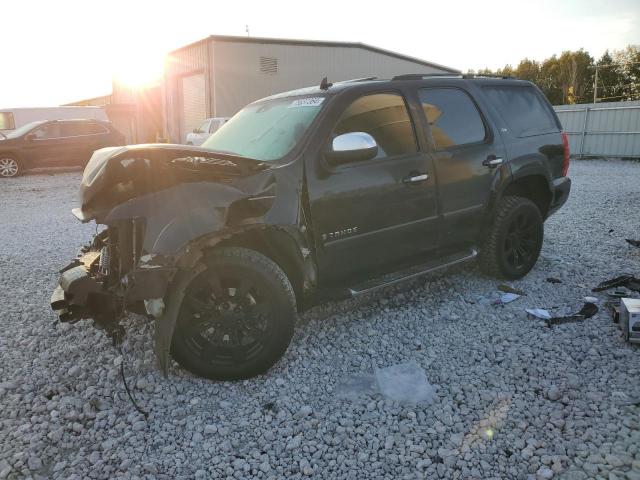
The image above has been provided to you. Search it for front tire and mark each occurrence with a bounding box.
[479,196,544,279]
[171,247,296,380]
[0,157,21,178]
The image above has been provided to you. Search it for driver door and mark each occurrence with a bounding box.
[307,91,441,282]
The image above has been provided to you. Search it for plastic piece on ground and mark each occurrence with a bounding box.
[526,308,551,320]
[375,361,435,405]
[546,277,562,284]
[495,293,521,305]
[335,373,378,399]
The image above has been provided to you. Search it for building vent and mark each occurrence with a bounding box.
[260,56,278,75]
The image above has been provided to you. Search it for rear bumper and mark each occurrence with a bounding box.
[547,176,571,217]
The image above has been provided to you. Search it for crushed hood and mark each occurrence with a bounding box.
[76,144,269,222]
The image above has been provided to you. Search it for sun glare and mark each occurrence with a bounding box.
[112,52,164,89]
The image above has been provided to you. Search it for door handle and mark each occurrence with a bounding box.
[403,173,429,184]
[482,155,503,168]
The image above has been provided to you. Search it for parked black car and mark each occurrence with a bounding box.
[51,74,571,380]
[0,119,125,177]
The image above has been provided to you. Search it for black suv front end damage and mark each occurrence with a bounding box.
[51,143,309,373]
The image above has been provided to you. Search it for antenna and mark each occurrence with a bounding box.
[319,77,333,90]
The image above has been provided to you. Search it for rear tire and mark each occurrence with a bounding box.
[0,157,21,178]
[171,247,296,380]
[479,196,544,279]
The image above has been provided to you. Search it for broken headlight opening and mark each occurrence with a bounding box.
[51,217,174,337]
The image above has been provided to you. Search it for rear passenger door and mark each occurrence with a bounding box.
[25,123,69,167]
[57,122,89,165]
[416,87,507,244]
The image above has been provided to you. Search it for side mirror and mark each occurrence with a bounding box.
[25,133,36,142]
[325,132,378,166]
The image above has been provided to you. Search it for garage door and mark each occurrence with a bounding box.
[180,73,206,142]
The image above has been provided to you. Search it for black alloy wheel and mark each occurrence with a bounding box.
[171,247,296,380]
[503,209,541,271]
[479,196,544,279]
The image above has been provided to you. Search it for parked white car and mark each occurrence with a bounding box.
[185,117,229,145]
[0,107,108,134]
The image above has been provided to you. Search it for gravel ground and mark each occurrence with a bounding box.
[1,160,639,480]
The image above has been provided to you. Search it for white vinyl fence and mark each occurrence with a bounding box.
[554,100,640,158]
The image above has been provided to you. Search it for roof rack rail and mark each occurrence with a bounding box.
[392,73,461,80]
[464,73,515,79]
[333,76,378,84]
[391,73,515,81]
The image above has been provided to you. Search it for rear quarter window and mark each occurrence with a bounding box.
[482,85,559,137]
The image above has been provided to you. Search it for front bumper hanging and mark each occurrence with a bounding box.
[50,249,120,326]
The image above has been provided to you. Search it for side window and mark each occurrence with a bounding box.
[482,86,558,137]
[198,120,210,133]
[333,93,417,159]
[60,122,86,137]
[33,123,63,139]
[418,88,486,149]
[80,122,108,135]
[209,120,221,133]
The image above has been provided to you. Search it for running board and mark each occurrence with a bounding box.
[348,248,478,297]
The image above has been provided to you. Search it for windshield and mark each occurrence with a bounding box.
[4,121,46,139]
[201,96,326,161]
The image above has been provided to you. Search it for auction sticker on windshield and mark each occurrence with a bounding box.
[288,97,325,108]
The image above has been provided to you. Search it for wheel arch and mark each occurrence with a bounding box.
[195,226,317,311]
[499,175,553,219]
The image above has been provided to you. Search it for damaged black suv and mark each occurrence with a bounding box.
[51,74,571,380]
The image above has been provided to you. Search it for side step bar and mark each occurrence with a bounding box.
[348,248,478,297]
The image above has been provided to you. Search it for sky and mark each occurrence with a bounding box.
[1,0,638,107]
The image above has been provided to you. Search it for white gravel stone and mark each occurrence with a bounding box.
[1,162,640,479]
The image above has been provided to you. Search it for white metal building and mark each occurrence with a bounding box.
[164,35,458,143]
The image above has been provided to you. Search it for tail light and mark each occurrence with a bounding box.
[561,131,570,176]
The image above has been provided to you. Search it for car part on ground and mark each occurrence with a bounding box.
[625,239,640,248]
[593,274,640,293]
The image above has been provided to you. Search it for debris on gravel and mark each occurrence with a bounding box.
[1,160,640,479]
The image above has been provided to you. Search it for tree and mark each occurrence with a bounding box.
[612,45,640,101]
[556,50,594,104]
[515,59,540,84]
[539,55,563,105]
[594,50,624,102]
[466,45,638,105]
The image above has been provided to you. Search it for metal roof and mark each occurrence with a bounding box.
[169,35,459,74]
